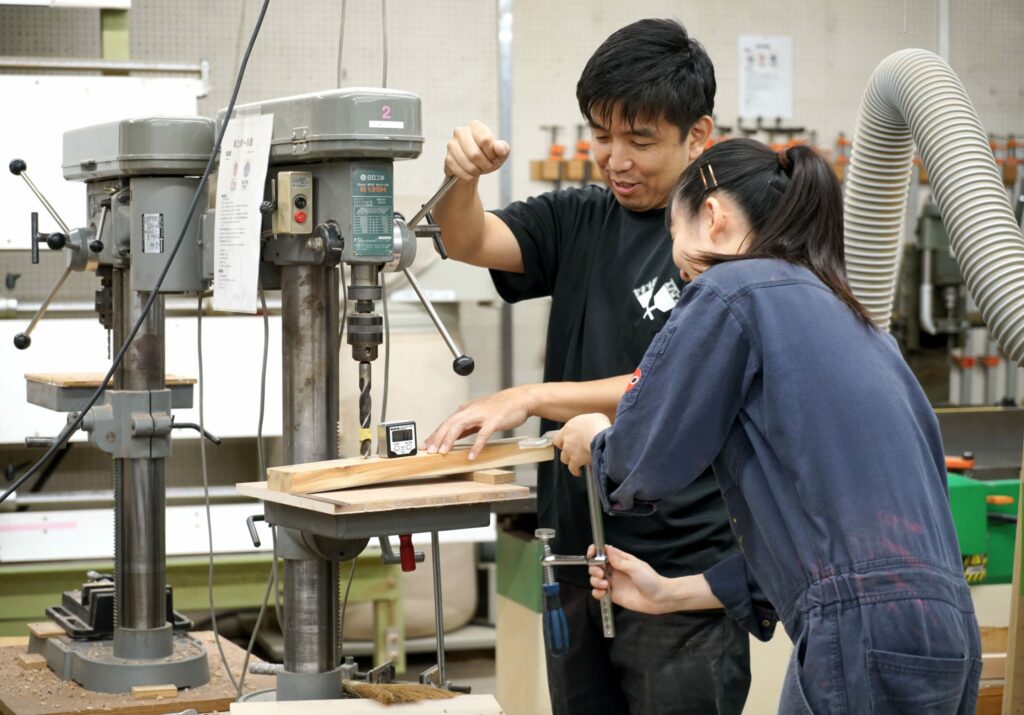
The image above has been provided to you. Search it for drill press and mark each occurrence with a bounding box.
[216,87,481,702]
[9,117,217,692]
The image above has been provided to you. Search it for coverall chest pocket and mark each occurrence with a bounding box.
[865,648,979,714]
[617,324,676,415]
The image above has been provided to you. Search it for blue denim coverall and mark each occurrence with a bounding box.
[591,259,982,714]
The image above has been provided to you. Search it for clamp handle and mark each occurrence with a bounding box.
[541,582,570,656]
[398,533,417,572]
[378,534,424,567]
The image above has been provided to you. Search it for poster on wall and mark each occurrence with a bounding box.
[738,35,793,119]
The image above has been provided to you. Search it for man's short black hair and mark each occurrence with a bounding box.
[577,19,716,140]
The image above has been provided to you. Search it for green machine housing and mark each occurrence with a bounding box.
[947,472,1018,584]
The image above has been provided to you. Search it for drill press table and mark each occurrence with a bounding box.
[236,476,530,539]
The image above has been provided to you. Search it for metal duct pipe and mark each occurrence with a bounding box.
[844,49,1024,365]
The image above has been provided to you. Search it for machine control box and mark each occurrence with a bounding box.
[378,420,417,459]
[273,171,313,235]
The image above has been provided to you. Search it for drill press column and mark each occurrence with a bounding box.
[112,274,170,649]
[281,264,340,678]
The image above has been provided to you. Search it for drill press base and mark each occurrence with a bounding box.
[28,628,210,694]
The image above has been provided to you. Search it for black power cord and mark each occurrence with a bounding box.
[1,0,273,506]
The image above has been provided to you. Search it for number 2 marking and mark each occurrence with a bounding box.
[382,105,392,120]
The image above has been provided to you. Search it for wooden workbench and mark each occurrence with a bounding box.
[0,631,275,715]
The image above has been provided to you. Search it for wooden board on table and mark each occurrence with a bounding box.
[238,478,530,516]
[24,372,196,387]
[267,439,551,495]
[0,631,275,715]
[231,694,505,714]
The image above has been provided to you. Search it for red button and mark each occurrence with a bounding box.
[294,211,307,224]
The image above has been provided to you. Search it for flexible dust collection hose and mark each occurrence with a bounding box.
[843,48,1024,366]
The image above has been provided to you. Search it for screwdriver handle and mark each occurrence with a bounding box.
[541,582,569,656]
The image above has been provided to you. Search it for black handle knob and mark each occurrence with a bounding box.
[452,355,475,376]
[433,232,450,260]
[13,333,31,350]
[9,159,26,175]
[46,233,67,251]
[246,514,266,548]
[89,239,103,253]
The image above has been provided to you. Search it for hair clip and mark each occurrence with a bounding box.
[699,163,718,190]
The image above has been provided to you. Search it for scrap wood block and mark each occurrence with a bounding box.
[15,653,46,670]
[268,439,550,495]
[462,469,515,484]
[131,683,178,700]
[27,621,65,639]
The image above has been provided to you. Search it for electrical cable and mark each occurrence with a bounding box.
[337,557,358,655]
[236,554,276,696]
[381,0,388,88]
[255,281,284,630]
[380,270,390,423]
[233,0,249,72]
[197,295,240,694]
[0,0,272,506]
[336,0,347,88]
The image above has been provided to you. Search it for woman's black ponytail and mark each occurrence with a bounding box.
[673,138,873,324]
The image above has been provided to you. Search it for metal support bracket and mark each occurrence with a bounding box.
[79,389,174,459]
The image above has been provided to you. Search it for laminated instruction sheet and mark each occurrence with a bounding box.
[213,112,274,313]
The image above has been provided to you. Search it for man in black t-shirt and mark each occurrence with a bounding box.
[424,19,751,715]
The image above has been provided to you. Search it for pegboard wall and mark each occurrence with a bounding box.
[0,5,99,57]
[510,0,1021,199]
[0,0,1021,435]
[123,0,501,212]
[1,1,1021,208]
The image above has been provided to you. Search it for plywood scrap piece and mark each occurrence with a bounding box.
[268,440,551,495]
[131,683,178,700]
[27,622,65,639]
[15,653,46,670]
[237,479,530,516]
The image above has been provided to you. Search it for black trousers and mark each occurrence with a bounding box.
[544,581,751,715]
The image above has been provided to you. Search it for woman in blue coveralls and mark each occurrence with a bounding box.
[554,138,982,714]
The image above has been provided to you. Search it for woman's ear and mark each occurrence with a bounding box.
[705,196,727,243]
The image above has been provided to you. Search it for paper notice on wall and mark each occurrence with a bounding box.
[212,112,273,313]
[738,36,793,119]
